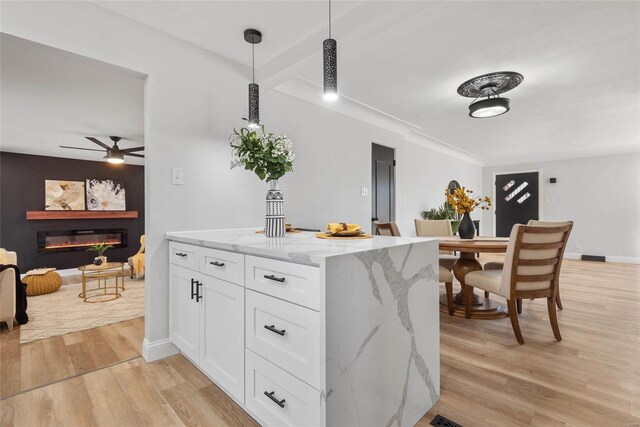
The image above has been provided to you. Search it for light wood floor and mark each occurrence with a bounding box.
[1,257,639,426]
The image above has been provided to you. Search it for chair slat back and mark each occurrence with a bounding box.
[501,222,573,298]
[414,219,453,254]
[374,221,401,237]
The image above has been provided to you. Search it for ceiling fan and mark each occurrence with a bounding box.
[60,136,144,164]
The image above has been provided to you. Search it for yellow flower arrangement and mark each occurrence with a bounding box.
[446,187,492,214]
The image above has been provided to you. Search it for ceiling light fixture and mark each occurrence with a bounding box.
[457,71,523,118]
[106,151,125,164]
[323,0,337,101]
[244,28,262,129]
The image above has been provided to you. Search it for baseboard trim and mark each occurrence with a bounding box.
[564,252,640,264]
[142,338,179,362]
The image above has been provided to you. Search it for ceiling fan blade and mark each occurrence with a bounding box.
[125,153,145,158]
[59,145,105,152]
[121,146,145,153]
[85,137,111,150]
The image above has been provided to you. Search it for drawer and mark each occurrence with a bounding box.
[200,247,244,286]
[245,256,320,310]
[245,350,321,427]
[169,242,200,271]
[246,290,320,388]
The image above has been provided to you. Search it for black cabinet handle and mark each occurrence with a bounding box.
[264,274,285,283]
[176,252,187,257]
[196,281,202,302]
[264,324,286,336]
[264,391,286,408]
[191,278,197,300]
[209,261,225,267]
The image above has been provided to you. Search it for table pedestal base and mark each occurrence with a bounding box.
[439,294,508,319]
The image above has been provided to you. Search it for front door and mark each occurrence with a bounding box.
[495,171,539,237]
[371,143,395,226]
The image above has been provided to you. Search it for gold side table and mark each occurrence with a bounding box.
[78,262,125,303]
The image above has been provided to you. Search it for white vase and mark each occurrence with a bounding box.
[265,180,285,238]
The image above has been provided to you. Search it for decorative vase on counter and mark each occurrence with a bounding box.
[265,180,286,237]
[458,212,475,239]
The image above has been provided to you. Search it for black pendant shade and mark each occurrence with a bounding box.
[244,29,262,129]
[457,71,523,118]
[323,38,337,101]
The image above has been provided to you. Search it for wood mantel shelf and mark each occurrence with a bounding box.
[26,211,138,220]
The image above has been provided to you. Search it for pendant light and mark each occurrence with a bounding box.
[323,0,338,101]
[457,71,523,118]
[244,29,262,129]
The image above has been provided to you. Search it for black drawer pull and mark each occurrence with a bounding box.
[191,278,197,300]
[175,252,187,257]
[264,274,285,283]
[210,261,225,267]
[264,324,286,336]
[264,391,286,408]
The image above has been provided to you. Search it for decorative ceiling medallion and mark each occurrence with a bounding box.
[457,71,523,98]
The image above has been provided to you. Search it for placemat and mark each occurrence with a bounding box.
[315,233,374,240]
[255,229,302,234]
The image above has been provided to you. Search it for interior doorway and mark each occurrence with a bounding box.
[494,171,540,237]
[371,143,396,227]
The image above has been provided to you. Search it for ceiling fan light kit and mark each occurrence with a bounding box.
[59,135,144,163]
[244,28,262,129]
[457,71,523,118]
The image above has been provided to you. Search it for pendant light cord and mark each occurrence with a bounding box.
[252,43,255,83]
[328,0,332,38]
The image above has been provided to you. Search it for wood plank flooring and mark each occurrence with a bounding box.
[1,257,639,426]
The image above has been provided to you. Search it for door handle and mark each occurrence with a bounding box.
[264,324,286,336]
[191,278,197,300]
[264,274,285,283]
[371,217,379,222]
[264,391,286,408]
[176,252,187,257]
[196,281,202,302]
[209,261,225,267]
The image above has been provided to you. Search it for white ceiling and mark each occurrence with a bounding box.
[0,33,145,165]
[96,0,640,164]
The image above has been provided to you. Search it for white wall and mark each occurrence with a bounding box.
[482,153,640,262]
[1,2,482,357]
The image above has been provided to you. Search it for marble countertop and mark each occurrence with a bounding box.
[165,228,437,266]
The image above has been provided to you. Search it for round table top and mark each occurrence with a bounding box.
[78,262,124,272]
[438,237,509,253]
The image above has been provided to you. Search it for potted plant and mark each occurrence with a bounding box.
[446,187,491,239]
[420,202,461,234]
[230,121,295,237]
[87,243,113,265]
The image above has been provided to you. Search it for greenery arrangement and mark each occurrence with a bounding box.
[446,187,492,214]
[230,121,295,182]
[86,243,113,257]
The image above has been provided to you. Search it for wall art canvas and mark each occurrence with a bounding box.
[45,180,86,210]
[85,179,126,211]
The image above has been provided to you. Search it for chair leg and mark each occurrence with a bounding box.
[548,297,562,341]
[445,282,454,316]
[556,291,563,310]
[516,298,522,314]
[484,290,490,299]
[507,299,524,344]
[464,285,473,319]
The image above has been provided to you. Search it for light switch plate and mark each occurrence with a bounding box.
[172,167,184,185]
[361,187,368,197]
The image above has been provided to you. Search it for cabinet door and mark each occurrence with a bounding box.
[169,264,200,362]
[200,277,245,403]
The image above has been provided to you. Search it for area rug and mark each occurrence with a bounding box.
[18,279,144,344]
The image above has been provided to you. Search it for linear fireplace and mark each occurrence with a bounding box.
[37,229,128,254]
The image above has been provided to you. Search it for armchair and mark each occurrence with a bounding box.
[0,249,17,331]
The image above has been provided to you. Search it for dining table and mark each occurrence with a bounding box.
[438,237,510,319]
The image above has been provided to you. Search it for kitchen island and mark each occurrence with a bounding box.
[165,229,440,427]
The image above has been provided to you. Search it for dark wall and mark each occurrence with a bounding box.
[0,152,144,271]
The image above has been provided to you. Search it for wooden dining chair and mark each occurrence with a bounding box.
[373,221,401,237]
[484,220,573,311]
[464,223,573,344]
[414,219,458,271]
